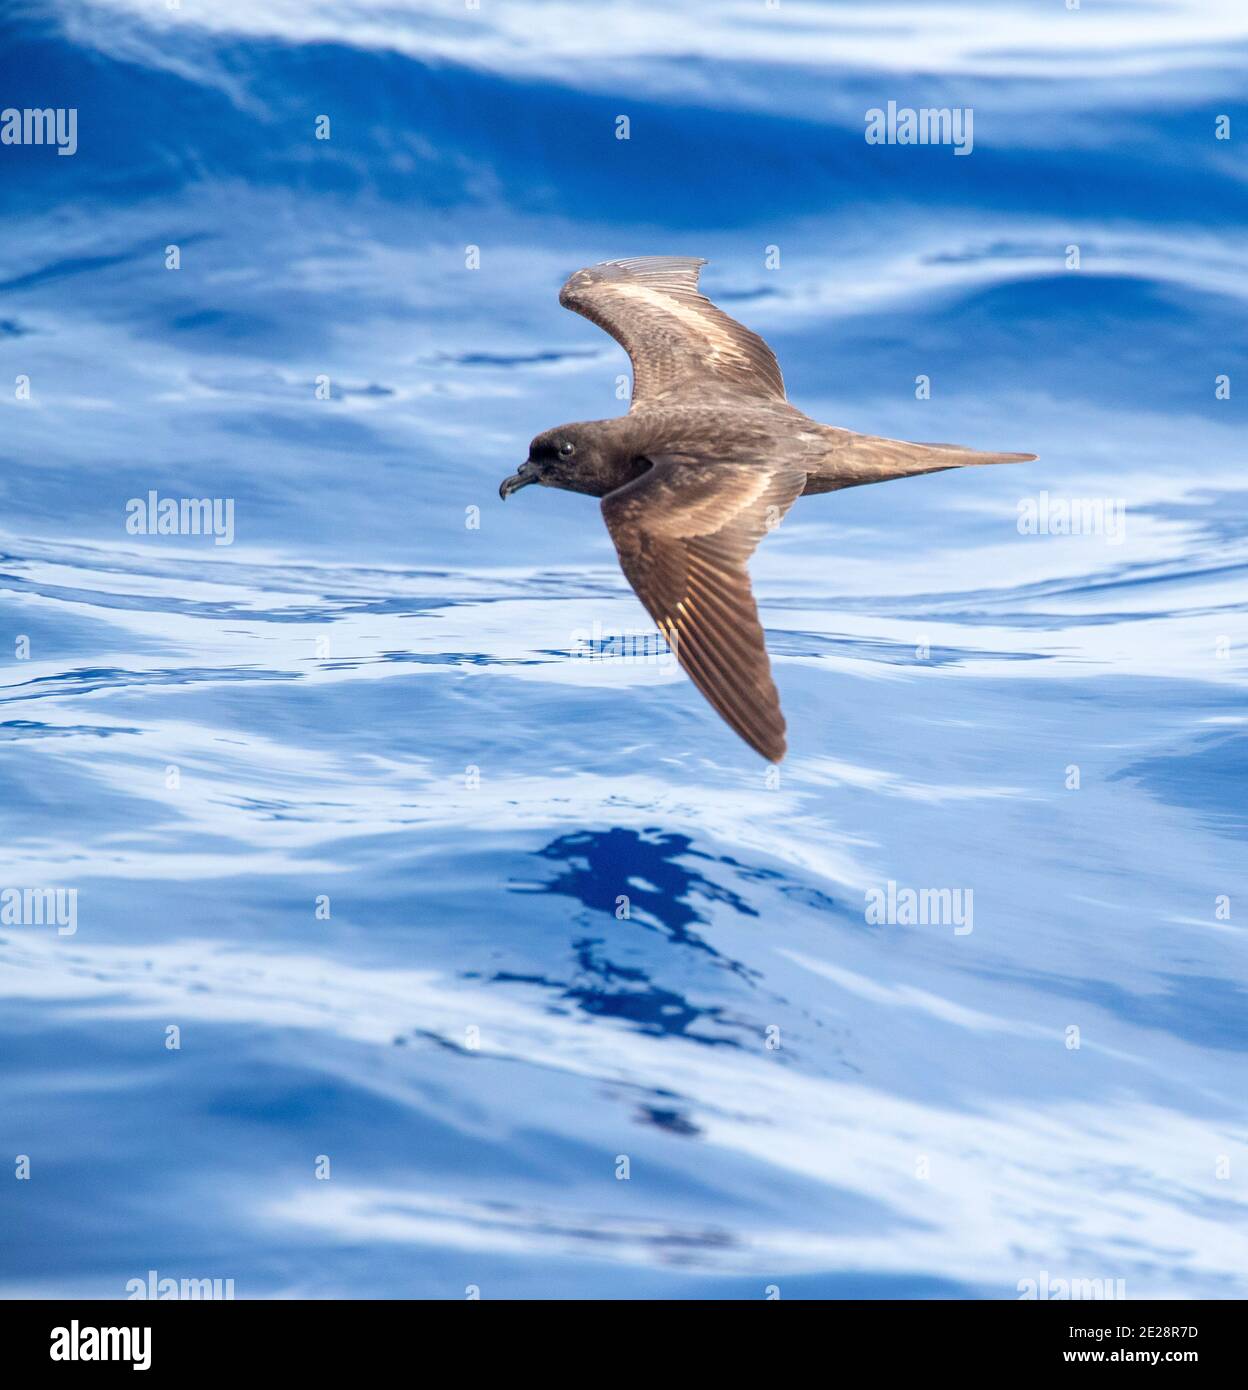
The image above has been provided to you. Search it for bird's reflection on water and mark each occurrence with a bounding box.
[490,827,766,1044]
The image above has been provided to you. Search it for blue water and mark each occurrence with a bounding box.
[2,0,1246,1299]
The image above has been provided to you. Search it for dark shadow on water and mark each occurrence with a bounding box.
[520,827,761,957]
[636,1104,703,1137]
[488,959,745,1048]
[492,827,776,1047]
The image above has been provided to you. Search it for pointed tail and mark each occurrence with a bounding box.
[809,432,1036,493]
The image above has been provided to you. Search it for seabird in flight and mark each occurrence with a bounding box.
[500,256,1035,761]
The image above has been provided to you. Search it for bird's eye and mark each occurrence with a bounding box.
[559,441,575,457]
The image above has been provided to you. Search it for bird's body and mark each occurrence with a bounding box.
[500,256,1035,762]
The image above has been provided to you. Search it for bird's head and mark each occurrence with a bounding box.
[499,424,598,499]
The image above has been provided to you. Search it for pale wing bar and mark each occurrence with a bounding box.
[560,257,786,408]
[601,454,805,761]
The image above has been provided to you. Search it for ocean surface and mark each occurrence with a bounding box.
[1,0,1246,1299]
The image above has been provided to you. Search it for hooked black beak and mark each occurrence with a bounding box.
[499,462,538,501]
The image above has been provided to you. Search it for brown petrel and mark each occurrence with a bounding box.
[500,256,1035,762]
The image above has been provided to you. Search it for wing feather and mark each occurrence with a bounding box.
[601,454,804,760]
[560,257,786,408]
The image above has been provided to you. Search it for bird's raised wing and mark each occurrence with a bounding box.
[601,454,805,761]
[559,257,786,408]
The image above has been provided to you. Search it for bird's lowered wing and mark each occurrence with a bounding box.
[559,257,786,408]
[601,454,805,761]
